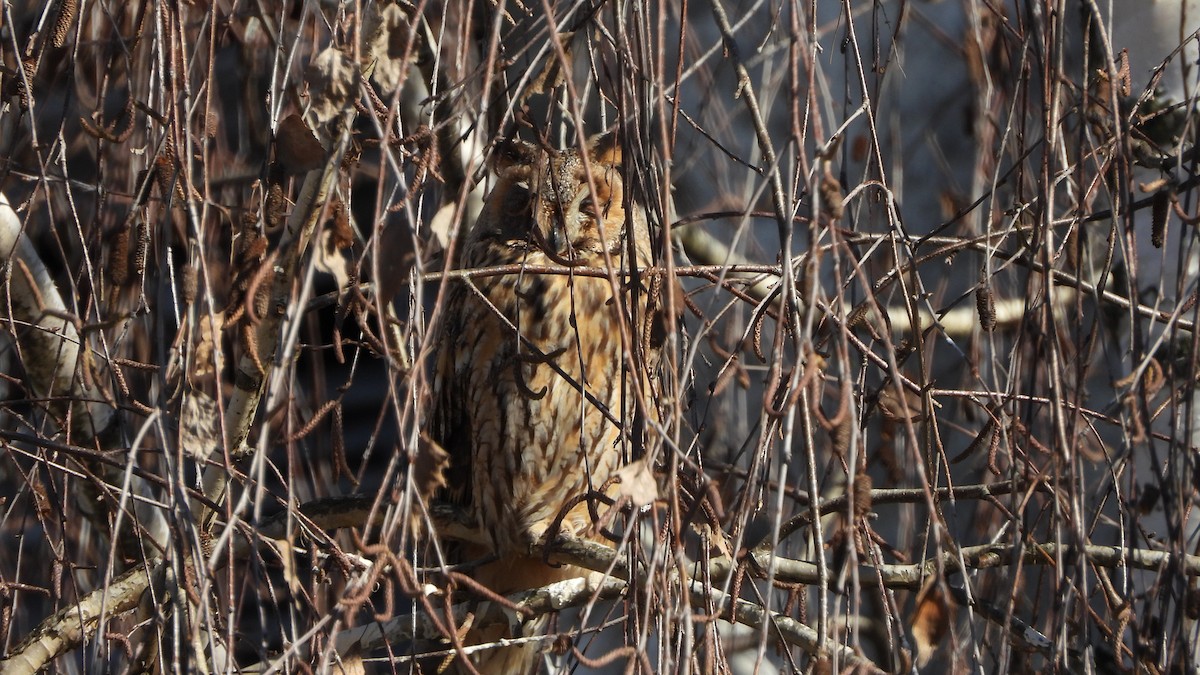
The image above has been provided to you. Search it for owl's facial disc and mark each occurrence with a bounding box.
[535,192,615,261]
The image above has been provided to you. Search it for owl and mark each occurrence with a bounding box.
[430,131,661,673]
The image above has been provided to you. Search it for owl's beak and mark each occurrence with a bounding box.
[532,211,579,266]
[530,200,572,259]
[545,223,568,257]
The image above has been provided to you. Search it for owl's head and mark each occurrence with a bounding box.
[479,131,649,264]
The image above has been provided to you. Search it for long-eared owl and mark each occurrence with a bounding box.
[430,130,661,673]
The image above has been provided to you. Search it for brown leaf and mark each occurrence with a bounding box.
[878,385,924,423]
[364,3,413,92]
[190,312,224,384]
[181,388,220,461]
[819,167,844,219]
[524,32,575,99]
[693,522,733,559]
[613,457,658,509]
[306,47,359,124]
[911,577,953,668]
[275,114,325,175]
[272,539,302,595]
[415,435,450,503]
[427,201,458,253]
[314,227,353,290]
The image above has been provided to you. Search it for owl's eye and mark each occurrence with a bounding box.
[580,196,608,218]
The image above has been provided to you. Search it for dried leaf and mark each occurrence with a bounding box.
[1116,48,1131,98]
[328,198,353,250]
[272,539,302,595]
[819,168,844,219]
[911,577,953,668]
[692,522,733,559]
[181,388,220,461]
[524,32,575,99]
[878,385,923,423]
[613,457,658,509]
[428,201,458,252]
[950,416,997,464]
[315,228,353,290]
[415,435,450,503]
[191,312,224,383]
[364,3,413,92]
[306,47,359,124]
[275,114,325,175]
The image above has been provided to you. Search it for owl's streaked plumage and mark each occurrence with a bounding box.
[431,131,659,673]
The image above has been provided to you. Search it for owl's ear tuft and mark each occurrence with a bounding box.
[491,137,538,177]
[588,130,622,167]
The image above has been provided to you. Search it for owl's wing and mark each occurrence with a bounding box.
[429,288,474,510]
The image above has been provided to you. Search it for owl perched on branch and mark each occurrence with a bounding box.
[430,130,662,673]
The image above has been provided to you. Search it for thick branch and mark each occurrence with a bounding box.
[0,561,162,675]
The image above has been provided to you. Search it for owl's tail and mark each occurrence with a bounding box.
[456,556,591,675]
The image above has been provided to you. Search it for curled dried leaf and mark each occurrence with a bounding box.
[191,312,224,382]
[976,284,996,331]
[1116,48,1131,98]
[328,198,353,250]
[1142,357,1165,399]
[819,169,844,220]
[951,416,997,464]
[911,577,952,668]
[315,227,353,290]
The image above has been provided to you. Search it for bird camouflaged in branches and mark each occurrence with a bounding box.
[429,130,664,674]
